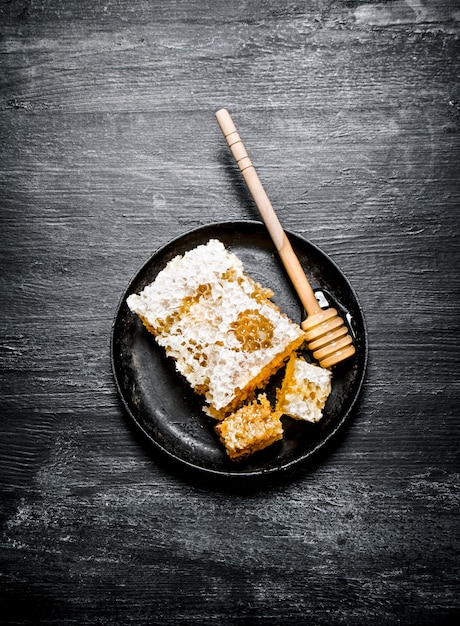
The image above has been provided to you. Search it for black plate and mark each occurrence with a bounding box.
[111,221,368,480]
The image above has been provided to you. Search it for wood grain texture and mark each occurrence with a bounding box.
[1,1,459,624]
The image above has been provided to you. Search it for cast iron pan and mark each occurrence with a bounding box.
[111,221,368,480]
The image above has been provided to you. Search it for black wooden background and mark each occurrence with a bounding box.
[1,1,459,624]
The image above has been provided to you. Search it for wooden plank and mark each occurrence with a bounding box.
[1,1,459,624]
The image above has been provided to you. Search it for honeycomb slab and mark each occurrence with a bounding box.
[127,239,305,419]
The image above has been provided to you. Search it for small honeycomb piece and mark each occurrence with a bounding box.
[214,395,283,460]
[276,355,332,422]
[127,240,305,419]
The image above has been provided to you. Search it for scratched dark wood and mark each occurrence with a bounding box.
[1,0,459,624]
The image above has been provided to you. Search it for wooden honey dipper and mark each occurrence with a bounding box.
[215,108,356,369]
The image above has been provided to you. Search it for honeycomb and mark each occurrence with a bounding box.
[127,239,305,419]
[276,355,332,422]
[215,394,283,460]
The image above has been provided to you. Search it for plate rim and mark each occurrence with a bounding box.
[111,219,368,480]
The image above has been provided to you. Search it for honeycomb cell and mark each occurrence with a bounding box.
[230,309,274,352]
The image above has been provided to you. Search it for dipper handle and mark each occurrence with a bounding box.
[215,108,356,368]
[215,108,321,318]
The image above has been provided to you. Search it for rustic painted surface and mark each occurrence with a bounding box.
[1,0,459,624]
